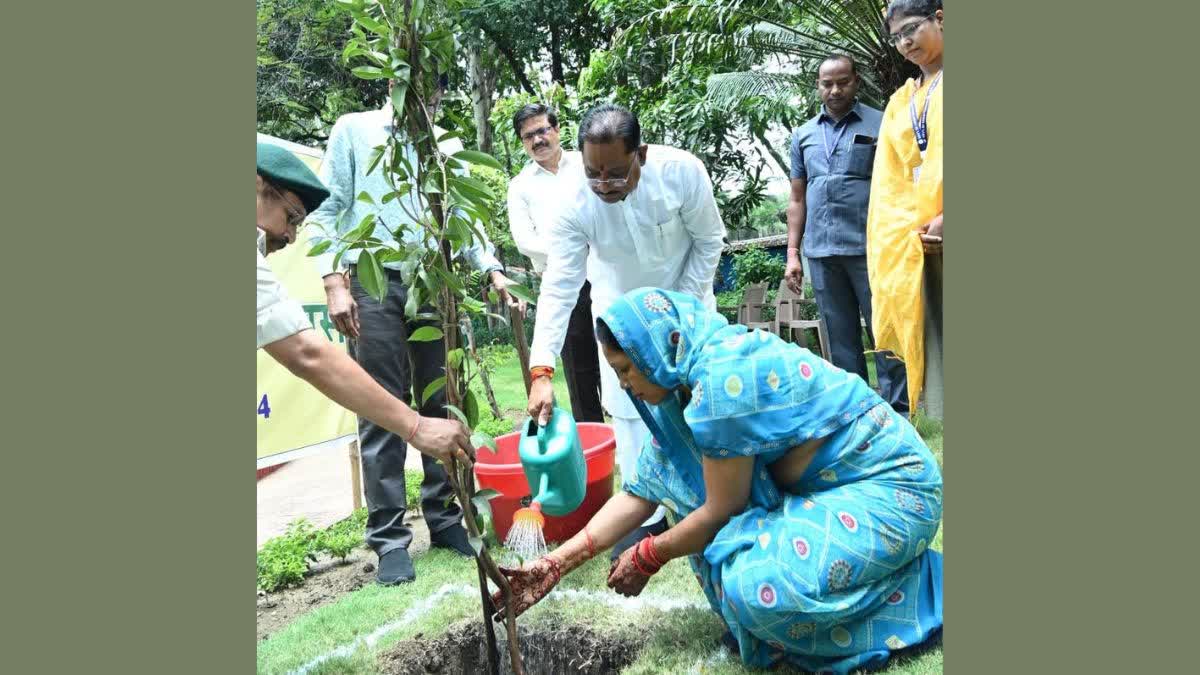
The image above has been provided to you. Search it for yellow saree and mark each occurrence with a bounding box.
[866,73,943,414]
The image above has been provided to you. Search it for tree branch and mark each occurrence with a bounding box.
[479,25,537,95]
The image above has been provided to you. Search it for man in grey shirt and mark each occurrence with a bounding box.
[307,80,522,585]
[785,54,908,414]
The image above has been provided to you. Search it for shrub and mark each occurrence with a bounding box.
[732,245,785,289]
[257,510,372,591]
[405,471,422,513]
[257,519,320,592]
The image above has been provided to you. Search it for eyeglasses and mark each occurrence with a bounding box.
[520,125,555,142]
[586,158,637,190]
[266,181,307,227]
[886,15,934,46]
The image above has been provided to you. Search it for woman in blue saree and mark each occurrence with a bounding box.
[494,288,942,674]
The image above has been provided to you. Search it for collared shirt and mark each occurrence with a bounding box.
[506,150,584,273]
[789,101,884,258]
[529,144,726,417]
[257,229,310,349]
[307,107,503,280]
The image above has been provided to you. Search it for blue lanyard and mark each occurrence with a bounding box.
[909,70,943,154]
[821,116,851,162]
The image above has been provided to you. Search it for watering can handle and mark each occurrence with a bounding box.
[533,408,552,455]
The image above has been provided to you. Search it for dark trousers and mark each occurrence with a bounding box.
[559,281,605,422]
[922,253,943,420]
[808,255,910,413]
[349,267,460,557]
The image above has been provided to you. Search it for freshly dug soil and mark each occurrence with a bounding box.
[380,619,641,675]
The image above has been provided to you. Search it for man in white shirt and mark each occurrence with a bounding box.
[524,103,727,556]
[255,142,474,472]
[506,104,603,424]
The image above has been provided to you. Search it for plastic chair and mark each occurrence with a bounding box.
[737,282,773,331]
[774,280,831,360]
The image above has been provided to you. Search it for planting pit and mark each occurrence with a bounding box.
[380,619,642,675]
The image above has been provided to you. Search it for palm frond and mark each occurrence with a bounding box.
[705,70,808,109]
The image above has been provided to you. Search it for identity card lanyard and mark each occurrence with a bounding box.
[910,70,942,183]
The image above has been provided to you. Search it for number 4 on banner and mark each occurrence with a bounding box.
[258,394,271,419]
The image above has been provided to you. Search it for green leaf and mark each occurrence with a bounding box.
[408,326,444,342]
[420,376,447,407]
[443,404,469,426]
[447,348,465,370]
[366,144,386,176]
[468,534,484,555]
[470,494,493,520]
[464,389,480,429]
[475,488,501,501]
[356,15,389,39]
[449,178,492,208]
[504,282,536,306]
[404,283,420,318]
[471,432,499,455]
[390,82,407,114]
[437,129,463,143]
[453,175,496,200]
[351,65,389,80]
[381,184,411,204]
[451,150,504,171]
[356,250,387,303]
[356,191,375,205]
[432,265,465,294]
[347,213,377,243]
[306,240,333,257]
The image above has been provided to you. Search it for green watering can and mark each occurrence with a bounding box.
[516,406,587,517]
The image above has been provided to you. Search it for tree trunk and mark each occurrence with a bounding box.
[549,25,565,86]
[468,41,497,155]
[754,127,790,177]
[480,25,536,95]
[396,12,523,674]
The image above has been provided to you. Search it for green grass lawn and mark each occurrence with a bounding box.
[259,350,943,674]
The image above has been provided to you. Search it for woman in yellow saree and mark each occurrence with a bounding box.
[867,0,944,419]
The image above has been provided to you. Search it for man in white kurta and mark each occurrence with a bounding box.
[525,103,726,553]
[507,103,604,424]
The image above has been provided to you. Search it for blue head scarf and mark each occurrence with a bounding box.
[600,288,880,459]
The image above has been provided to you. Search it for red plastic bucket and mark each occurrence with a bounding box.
[474,422,616,544]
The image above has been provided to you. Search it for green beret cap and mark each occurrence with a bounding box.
[256,142,330,213]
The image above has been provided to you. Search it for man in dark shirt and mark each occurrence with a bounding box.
[785,54,909,414]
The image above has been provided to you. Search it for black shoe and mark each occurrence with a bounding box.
[377,548,415,586]
[430,523,475,557]
[611,517,670,562]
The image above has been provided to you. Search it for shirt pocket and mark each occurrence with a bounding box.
[847,135,877,178]
[648,213,686,264]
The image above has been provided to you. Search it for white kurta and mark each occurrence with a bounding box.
[506,151,584,274]
[529,144,726,420]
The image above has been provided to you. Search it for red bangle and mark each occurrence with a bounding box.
[632,539,661,576]
[644,534,667,568]
[631,547,655,576]
[406,416,422,443]
[584,528,596,559]
[530,366,555,381]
